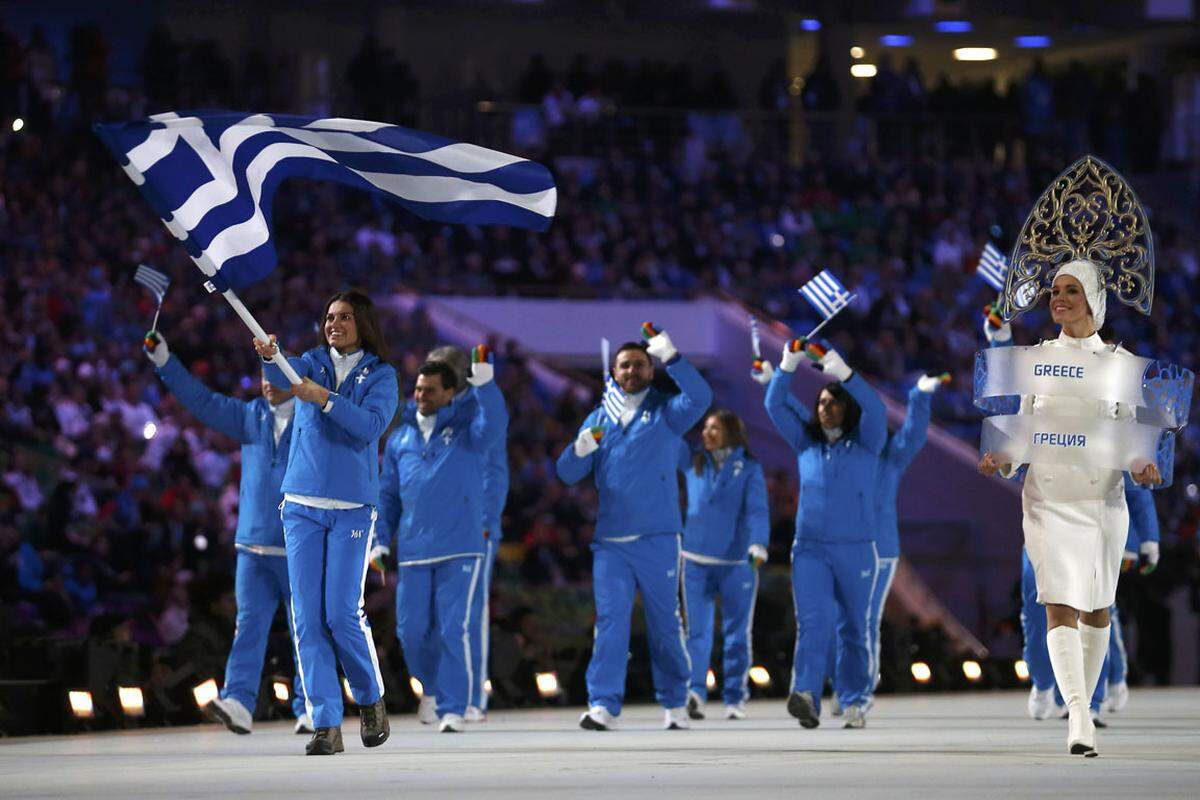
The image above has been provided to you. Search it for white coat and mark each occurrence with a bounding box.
[1006,331,1133,611]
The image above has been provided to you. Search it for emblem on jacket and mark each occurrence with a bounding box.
[441,427,455,445]
[351,529,365,539]
[641,410,651,424]
[356,370,368,384]
[733,460,744,476]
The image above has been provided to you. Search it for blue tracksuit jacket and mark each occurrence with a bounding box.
[264,347,398,506]
[556,356,713,538]
[875,386,933,558]
[378,381,509,563]
[677,444,770,561]
[764,369,887,546]
[156,355,292,548]
[483,433,509,539]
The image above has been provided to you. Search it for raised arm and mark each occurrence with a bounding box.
[663,356,714,434]
[467,380,509,453]
[764,365,811,452]
[887,384,934,470]
[155,353,254,444]
[676,439,694,474]
[324,366,400,446]
[739,461,770,552]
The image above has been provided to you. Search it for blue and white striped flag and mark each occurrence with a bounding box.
[798,269,852,320]
[600,337,624,425]
[95,112,557,291]
[134,264,170,302]
[976,242,1009,291]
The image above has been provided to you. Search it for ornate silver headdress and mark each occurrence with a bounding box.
[1001,155,1154,322]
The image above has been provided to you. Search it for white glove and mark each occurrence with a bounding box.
[819,348,852,382]
[983,318,1012,344]
[144,332,169,368]
[573,427,601,457]
[750,360,774,386]
[748,544,768,566]
[779,341,805,373]
[916,374,942,393]
[369,544,390,564]
[467,361,494,387]
[644,330,678,363]
[1123,549,1138,562]
[1140,540,1160,572]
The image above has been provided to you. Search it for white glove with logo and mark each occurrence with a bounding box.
[748,544,768,567]
[983,318,1012,344]
[1139,540,1160,574]
[779,341,805,373]
[368,544,390,564]
[466,345,494,387]
[750,360,774,386]
[644,329,678,363]
[144,332,169,368]
[574,426,601,457]
[819,348,853,382]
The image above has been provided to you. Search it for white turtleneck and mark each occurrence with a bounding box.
[710,446,733,469]
[330,347,364,389]
[416,410,437,443]
[270,398,295,446]
[822,426,843,443]
[619,387,649,428]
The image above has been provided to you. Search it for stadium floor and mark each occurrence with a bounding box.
[3,689,1198,798]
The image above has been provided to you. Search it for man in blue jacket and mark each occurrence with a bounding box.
[145,332,310,735]
[377,349,508,733]
[557,325,713,731]
[426,345,510,723]
[1105,482,1159,712]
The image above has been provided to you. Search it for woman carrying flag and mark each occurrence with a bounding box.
[254,290,399,756]
[677,409,770,721]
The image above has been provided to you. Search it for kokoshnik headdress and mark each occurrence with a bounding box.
[1000,155,1154,323]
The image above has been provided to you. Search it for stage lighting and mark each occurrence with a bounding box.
[410,677,424,697]
[880,35,914,47]
[851,64,878,79]
[1014,660,1030,681]
[934,21,973,33]
[535,672,561,698]
[484,679,493,695]
[706,670,717,691]
[273,681,290,703]
[961,661,983,682]
[192,678,219,707]
[68,690,94,719]
[342,678,354,703]
[142,421,158,440]
[118,686,145,717]
[748,666,772,688]
[910,662,932,683]
[953,48,998,62]
[12,118,24,133]
[1014,36,1051,48]
[193,534,208,552]
[850,46,865,59]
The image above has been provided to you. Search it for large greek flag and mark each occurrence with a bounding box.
[95,112,557,291]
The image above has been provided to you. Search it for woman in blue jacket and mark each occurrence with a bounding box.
[678,409,769,722]
[255,290,399,756]
[764,339,886,729]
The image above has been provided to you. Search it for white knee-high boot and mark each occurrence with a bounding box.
[1079,623,1111,706]
[1046,625,1096,755]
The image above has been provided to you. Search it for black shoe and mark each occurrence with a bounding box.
[686,692,705,721]
[359,698,390,748]
[306,727,344,756]
[787,691,820,729]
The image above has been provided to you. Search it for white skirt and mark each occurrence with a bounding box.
[1022,496,1127,611]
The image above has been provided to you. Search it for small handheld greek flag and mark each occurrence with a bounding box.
[134,264,171,302]
[600,337,624,425]
[976,242,1009,292]
[799,269,852,320]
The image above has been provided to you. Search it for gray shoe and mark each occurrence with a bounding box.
[359,698,390,747]
[306,726,344,755]
[843,705,867,729]
[787,691,820,729]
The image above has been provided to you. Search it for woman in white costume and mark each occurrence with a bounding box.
[979,260,1160,757]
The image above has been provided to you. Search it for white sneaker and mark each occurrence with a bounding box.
[579,705,617,731]
[294,712,314,735]
[418,695,439,725]
[1027,686,1056,721]
[829,694,843,717]
[664,707,690,730]
[203,696,252,735]
[1105,681,1129,713]
[464,705,487,723]
[725,702,747,720]
[686,690,706,720]
[439,713,465,733]
[843,705,867,729]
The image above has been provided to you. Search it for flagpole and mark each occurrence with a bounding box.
[220,288,303,385]
[804,294,856,339]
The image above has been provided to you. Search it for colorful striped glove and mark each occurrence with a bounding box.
[780,338,806,373]
[917,372,951,393]
[368,544,389,585]
[642,322,678,363]
[467,344,494,386]
[143,330,169,368]
[574,425,603,457]
[817,347,852,382]
[750,359,774,386]
[983,300,1012,343]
